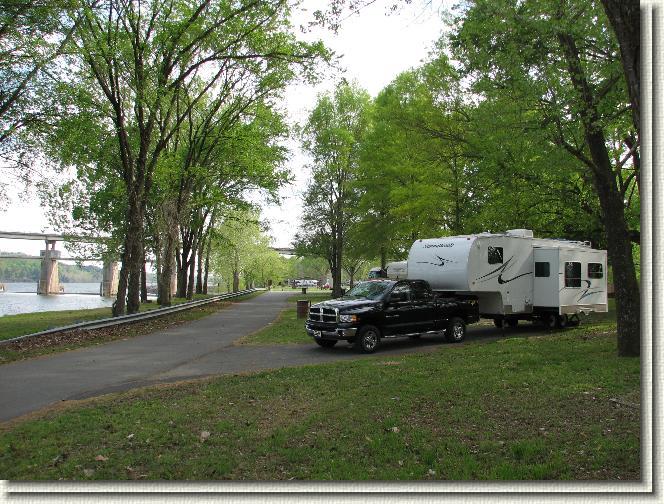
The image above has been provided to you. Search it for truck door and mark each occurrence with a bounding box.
[410,281,435,333]
[533,248,559,309]
[383,282,415,335]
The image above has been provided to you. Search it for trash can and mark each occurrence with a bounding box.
[297,300,310,319]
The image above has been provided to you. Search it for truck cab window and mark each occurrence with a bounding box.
[411,282,431,301]
[535,262,550,277]
[588,263,603,279]
[390,283,411,302]
[564,262,581,287]
[488,246,503,264]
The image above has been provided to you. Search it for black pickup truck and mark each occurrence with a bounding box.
[305,279,479,353]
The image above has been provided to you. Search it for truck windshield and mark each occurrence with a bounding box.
[344,281,392,300]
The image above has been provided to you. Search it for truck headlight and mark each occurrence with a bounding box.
[339,314,357,323]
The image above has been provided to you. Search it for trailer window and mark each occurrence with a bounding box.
[488,246,503,264]
[564,262,581,287]
[535,262,550,277]
[588,263,603,279]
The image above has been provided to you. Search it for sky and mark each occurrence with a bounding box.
[0,0,450,257]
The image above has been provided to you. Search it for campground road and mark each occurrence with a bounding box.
[1,291,557,423]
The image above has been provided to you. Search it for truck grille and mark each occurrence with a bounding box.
[308,306,338,323]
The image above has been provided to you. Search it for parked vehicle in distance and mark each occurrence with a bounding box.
[305,279,479,353]
[293,279,319,288]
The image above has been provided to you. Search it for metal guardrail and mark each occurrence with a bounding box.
[0,289,260,346]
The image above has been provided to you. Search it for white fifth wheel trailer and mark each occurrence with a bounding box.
[405,229,608,328]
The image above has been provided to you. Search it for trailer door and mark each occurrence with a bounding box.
[533,248,559,308]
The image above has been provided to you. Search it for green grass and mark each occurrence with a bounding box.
[0,293,223,342]
[238,292,331,345]
[0,322,638,481]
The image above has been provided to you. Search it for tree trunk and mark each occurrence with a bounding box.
[114,193,144,315]
[233,250,240,292]
[176,245,190,299]
[158,231,176,306]
[203,233,212,294]
[232,270,240,292]
[187,251,195,300]
[380,247,386,270]
[140,258,148,303]
[586,131,641,357]
[113,248,129,316]
[558,32,640,356]
[196,236,204,294]
[154,234,163,305]
[600,0,640,140]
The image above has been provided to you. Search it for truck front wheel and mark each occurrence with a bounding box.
[354,325,381,353]
[445,317,466,343]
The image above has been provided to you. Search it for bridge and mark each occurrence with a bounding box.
[0,231,296,296]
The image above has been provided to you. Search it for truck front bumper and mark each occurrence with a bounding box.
[305,324,357,340]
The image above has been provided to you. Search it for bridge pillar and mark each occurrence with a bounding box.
[38,240,61,295]
[100,261,119,297]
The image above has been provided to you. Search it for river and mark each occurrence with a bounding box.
[0,282,114,317]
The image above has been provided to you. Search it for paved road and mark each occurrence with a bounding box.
[0,291,552,423]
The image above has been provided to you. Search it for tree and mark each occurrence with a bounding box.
[62,0,326,315]
[0,0,78,203]
[212,208,282,291]
[600,0,639,141]
[451,0,640,356]
[296,81,371,297]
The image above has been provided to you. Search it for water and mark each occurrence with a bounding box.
[0,282,114,317]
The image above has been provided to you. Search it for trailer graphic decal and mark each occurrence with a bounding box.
[575,280,604,302]
[497,271,532,284]
[475,256,532,284]
[416,255,458,267]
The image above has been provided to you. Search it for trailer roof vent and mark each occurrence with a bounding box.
[506,229,534,238]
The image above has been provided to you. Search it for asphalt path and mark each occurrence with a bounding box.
[0,291,556,423]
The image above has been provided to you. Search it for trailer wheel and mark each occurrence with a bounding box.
[543,313,558,329]
[556,314,568,329]
[315,339,337,348]
[506,318,519,328]
[493,317,506,329]
[446,317,466,343]
[354,325,381,353]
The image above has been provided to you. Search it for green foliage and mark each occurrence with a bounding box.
[448,0,637,245]
[285,256,329,282]
[212,208,288,290]
[0,255,102,283]
[295,81,372,293]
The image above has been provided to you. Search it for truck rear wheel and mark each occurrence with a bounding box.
[354,325,381,353]
[445,317,466,343]
[315,339,337,348]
